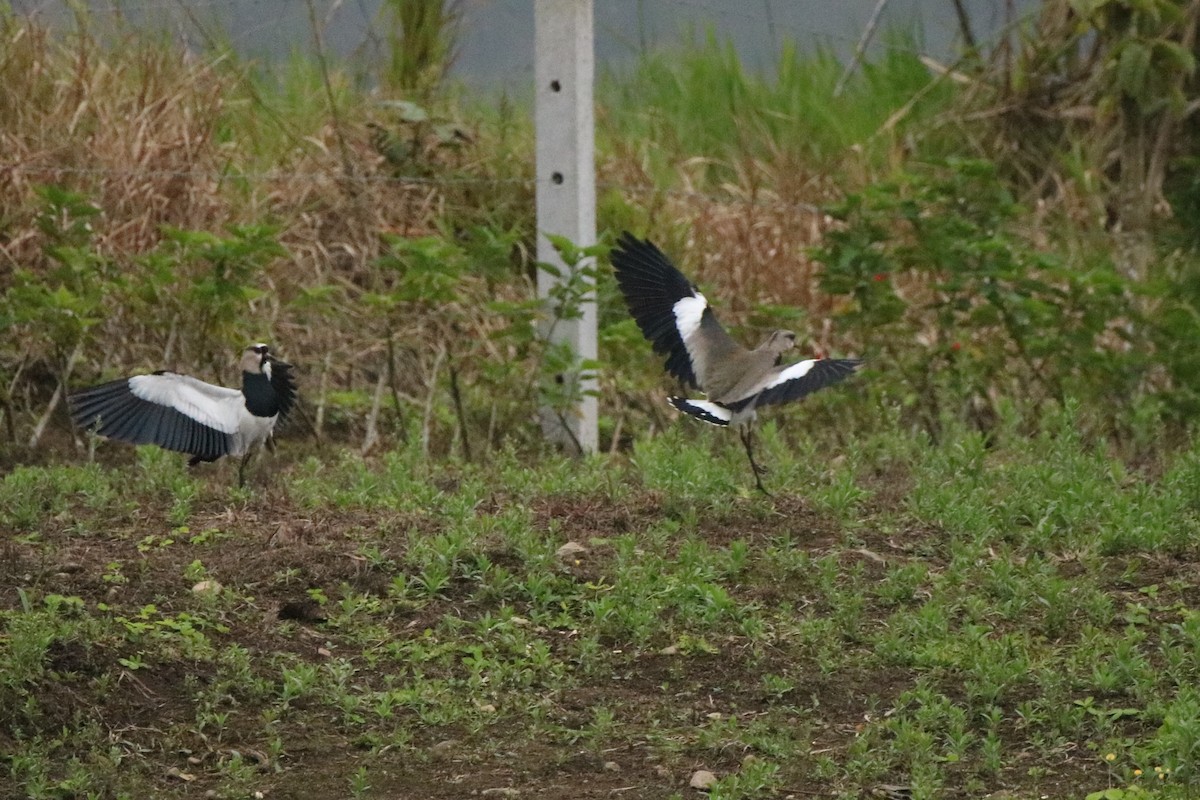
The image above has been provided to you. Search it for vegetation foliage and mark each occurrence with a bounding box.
[2,0,1200,797]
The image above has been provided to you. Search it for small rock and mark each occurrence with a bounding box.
[480,789,520,798]
[192,580,222,595]
[603,761,620,772]
[430,739,457,759]
[555,541,587,559]
[690,770,717,790]
[854,547,887,564]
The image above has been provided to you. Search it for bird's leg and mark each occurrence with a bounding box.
[237,449,256,488]
[739,426,770,495]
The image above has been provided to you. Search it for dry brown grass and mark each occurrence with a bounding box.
[0,20,458,273]
[1,24,232,258]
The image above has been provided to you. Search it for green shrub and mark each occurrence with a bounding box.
[815,158,1144,439]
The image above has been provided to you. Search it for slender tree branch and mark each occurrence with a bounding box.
[447,348,472,462]
[305,0,357,182]
[834,0,892,97]
[951,0,978,53]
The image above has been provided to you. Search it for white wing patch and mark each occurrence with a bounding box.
[672,294,707,342]
[128,374,243,434]
[762,359,816,390]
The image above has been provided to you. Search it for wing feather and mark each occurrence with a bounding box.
[267,358,298,421]
[750,358,863,409]
[69,375,234,460]
[668,397,732,427]
[611,232,743,391]
[127,373,241,433]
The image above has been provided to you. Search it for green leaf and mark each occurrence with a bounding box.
[1116,42,1151,98]
[1152,40,1196,75]
[379,99,429,123]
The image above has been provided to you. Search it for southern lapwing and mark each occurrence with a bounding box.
[69,344,297,486]
[611,232,861,493]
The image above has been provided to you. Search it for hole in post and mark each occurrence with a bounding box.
[551,172,564,185]
[550,79,561,92]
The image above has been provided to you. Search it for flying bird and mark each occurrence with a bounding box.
[610,232,861,493]
[69,344,297,486]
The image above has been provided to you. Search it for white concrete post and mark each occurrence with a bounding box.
[534,0,598,454]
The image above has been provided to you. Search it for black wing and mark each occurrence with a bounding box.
[610,232,707,388]
[69,376,233,460]
[267,357,298,421]
[751,358,863,409]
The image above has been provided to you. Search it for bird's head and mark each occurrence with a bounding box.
[766,330,797,356]
[241,343,273,377]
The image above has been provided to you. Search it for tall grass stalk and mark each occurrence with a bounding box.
[378,0,461,98]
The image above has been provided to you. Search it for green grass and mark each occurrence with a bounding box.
[4,411,1200,799]
[598,29,953,187]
